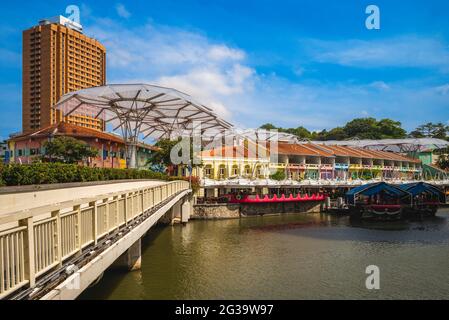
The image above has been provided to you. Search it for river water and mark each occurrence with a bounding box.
[80,209,449,300]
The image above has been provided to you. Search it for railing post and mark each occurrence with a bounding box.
[90,201,98,245]
[51,210,62,268]
[114,196,119,229]
[103,198,109,234]
[123,194,128,225]
[130,193,134,219]
[141,190,145,215]
[75,204,82,253]
[19,217,35,288]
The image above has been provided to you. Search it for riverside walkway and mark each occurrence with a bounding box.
[0,180,191,300]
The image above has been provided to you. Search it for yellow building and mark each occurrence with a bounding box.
[22,16,106,132]
[197,143,271,180]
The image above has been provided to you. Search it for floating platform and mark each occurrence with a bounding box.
[229,193,325,204]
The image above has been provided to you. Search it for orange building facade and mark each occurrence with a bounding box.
[22,16,106,132]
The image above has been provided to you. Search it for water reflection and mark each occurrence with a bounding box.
[80,209,449,300]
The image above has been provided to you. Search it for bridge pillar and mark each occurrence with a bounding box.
[112,238,142,271]
[160,200,182,224]
[181,199,191,223]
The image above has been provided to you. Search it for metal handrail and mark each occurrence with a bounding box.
[0,180,189,299]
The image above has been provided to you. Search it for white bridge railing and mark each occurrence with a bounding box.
[0,180,189,299]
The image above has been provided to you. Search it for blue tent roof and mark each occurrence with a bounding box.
[346,182,411,205]
[346,182,409,197]
[398,182,445,201]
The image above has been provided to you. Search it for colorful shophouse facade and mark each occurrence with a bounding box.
[194,141,422,184]
[6,122,155,169]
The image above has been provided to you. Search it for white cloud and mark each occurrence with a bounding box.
[207,45,245,61]
[302,36,449,71]
[436,84,449,95]
[369,81,390,91]
[87,19,253,121]
[115,4,131,19]
[84,19,449,133]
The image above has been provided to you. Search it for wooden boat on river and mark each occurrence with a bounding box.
[345,182,412,221]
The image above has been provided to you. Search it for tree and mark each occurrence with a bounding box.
[42,136,98,164]
[146,138,202,174]
[343,118,380,139]
[436,154,449,170]
[270,169,286,181]
[377,119,407,139]
[261,117,407,141]
[410,122,448,140]
[260,123,277,131]
[146,139,178,168]
[259,124,312,139]
[316,127,347,141]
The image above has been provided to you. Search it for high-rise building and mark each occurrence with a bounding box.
[22,16,106,132]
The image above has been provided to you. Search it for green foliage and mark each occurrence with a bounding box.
[270,169,286,181]
[260,123,313,139]
[146,138,202,171]
[0,163,5,187]
[410,122,448,140]
[261,117,408,141]
[146,139,178,167]
[43,136,98,164]
[436,154,449,170]
[0,163,168,186]
[359,169,381,180]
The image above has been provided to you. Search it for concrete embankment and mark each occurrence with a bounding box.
[192,201,322,219]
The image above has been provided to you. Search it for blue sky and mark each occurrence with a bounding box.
[1,0,449,140]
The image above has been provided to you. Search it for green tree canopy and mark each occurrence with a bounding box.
[260,123,312,139]
[410,122,448,140]
[146,138,202,171]
[270,169,286,181]
[260,117,407,141]
[436,154,449,170]
[42,136,98,164]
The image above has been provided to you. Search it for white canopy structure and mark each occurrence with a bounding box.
[236,128,302,143]
[54,84,233,167]
[313,138,449,153]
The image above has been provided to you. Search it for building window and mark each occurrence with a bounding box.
[204,167,212,178]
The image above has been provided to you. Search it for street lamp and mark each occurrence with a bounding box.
[187,159,192,190]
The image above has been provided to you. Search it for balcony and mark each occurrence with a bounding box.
[320,164,334,170]
[287,163,306,170]
[335,163,349,170]
[269,163,287,169]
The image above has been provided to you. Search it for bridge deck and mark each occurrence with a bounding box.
[0,180,190,300]
[0,180,167,216]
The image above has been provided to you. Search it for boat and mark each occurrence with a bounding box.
[229,193,325,204]
[398,182,445,217]
[345,182,412,221]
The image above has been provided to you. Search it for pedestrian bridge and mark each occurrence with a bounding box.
[0,180,191,300]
